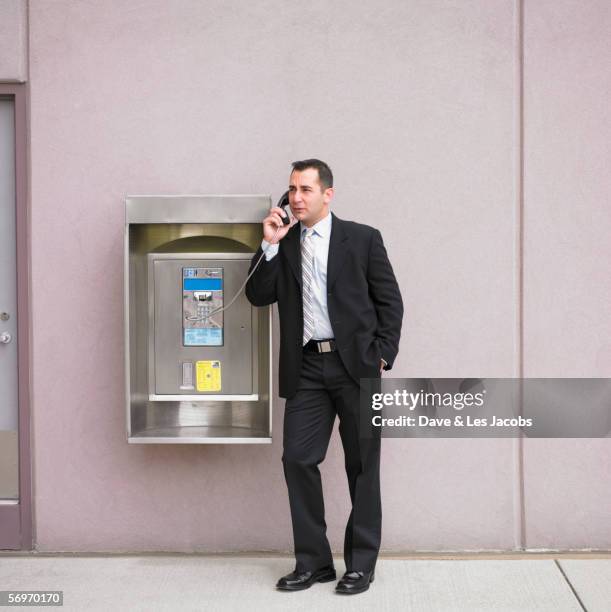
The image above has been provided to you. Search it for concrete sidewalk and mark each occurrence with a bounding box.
[1,554,610,611]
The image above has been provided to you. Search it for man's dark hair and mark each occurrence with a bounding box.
[291,158,333,190]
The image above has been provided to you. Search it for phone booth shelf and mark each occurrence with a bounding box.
[124,195,272,444]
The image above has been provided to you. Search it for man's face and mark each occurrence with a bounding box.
[288,168,333,227]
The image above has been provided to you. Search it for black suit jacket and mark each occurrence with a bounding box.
[245,213,403,399]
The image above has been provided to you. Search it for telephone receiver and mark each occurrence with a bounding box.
[277,190,291,225]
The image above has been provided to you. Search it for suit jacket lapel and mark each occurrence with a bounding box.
[282,221,302,287]
[327,213,349,291]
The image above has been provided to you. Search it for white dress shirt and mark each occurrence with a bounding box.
[261,213,334,340]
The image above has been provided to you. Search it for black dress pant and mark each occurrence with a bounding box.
[282,349,381,573]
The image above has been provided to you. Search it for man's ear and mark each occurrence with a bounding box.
[324,187,334,205]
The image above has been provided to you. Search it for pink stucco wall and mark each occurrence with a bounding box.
[522,0,611,548]
[0,0,26,82]
[7,0,609,551]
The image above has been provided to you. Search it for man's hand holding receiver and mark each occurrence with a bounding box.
[263,206,295,244]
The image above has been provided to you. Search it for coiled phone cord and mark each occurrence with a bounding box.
[190,223,285,322]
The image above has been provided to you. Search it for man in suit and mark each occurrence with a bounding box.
[246,159,403,595]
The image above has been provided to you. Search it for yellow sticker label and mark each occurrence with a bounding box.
[196,360,221,392]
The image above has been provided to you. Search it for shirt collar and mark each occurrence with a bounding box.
[301,211,332,239]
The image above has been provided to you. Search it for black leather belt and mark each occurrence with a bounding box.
[303,339,337,353]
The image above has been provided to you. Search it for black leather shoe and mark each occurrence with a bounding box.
[335,570,375,595]
[276,565,337,591]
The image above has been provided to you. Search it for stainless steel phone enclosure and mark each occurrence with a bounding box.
[125,195,272,444]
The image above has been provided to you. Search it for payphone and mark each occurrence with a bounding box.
[125,195,272,443]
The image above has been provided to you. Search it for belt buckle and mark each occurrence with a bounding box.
[318,340,332,353]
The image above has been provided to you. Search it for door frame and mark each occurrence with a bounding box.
[0,82,32,550]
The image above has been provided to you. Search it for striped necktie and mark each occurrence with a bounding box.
[301,228,315,345]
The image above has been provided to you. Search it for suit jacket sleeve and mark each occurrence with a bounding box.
[367,229,403,370]
[245,246,280,306]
